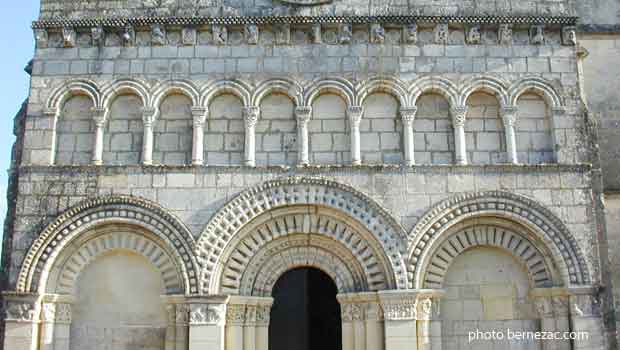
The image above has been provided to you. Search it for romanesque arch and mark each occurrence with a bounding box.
[408,191,591,289]
[195,176,409,294]
[17,195,199,294]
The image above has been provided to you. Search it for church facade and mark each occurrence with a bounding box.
[1,0,619,349]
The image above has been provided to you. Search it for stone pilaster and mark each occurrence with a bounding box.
[500,106,519,164]
[191,107,208,165]
[338,292,384,350]
[378,290,419,350]
[450,106,468,165]
[243,107,259,166]
[141,107,156,165]
[415,290,444,350]
[45,109,59,166]
[91,107,106,165]
[39,294,73,350]
[569,287,606,350]
[2,292,40,350]
[161,295,188,350]
[347,106,364,165]
[187,296,227,350]
[400,107,418,166]
[295,106,312,166]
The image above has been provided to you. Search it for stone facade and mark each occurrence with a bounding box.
[1,0,618,349]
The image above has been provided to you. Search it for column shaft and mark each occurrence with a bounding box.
[401,107,417,166]
[191,107,208,165]
[348,106,363,165]
[91,108,106,165]
[141,108,156,165]
[295,106,312,165]
[450,107,468,165]
[243,107,259,166]
[501,106,519,164]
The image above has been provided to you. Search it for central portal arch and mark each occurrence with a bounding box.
[269,267,342,350]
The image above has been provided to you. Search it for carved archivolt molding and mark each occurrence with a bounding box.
[196,176,409,294]
[408,191,591,288]
[44,75,566,120]
[17,195,199,294]
[50,229,184,295]
[421,224,554,289]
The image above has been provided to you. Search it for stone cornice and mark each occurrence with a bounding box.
[32,15,578,30]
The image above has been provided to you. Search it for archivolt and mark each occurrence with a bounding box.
[422,224,554,289]
[47,79,101,113]
[100,78,151,115]
[251,78,304,107]
[304,78,356,106]
[356,76,410,107]
[217,207,395,295]
[17,195,199,294]
[408,191,590,288]
[508,76,564,108]
[458,76,510,106]
[48,227,184,295]
[196,176,409,294]
[200,79,252,107]
[151,80,200,113]
[409,76,460,107]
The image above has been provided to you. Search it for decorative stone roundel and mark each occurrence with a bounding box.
[17,195,199,294]
[423,225,553,289]
[408,191,590,288]
[196,176,409,294]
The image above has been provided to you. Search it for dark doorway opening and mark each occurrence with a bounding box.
[269,267,342,350]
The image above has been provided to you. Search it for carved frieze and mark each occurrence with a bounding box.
[4,301,36,322]
[382,301,417,320]
[190,304,225,325]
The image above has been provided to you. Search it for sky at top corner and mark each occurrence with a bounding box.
[0,1,41,244]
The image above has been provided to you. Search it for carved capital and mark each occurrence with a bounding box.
[498,24,513,45]
[533,296,554,318]
[191,107,208,126]
[175,304,190,324]
[189,304,225,325]
[226,304,246,325]
[381,300,417,321]
[63,27,76,48]
[371,24,386,44]
[404,23,418,44]
[562,26,577,46]
[341,303,365,323]
[255,304,271,326]
[182,27,197,46]
[295,106,312,123]
[152,24,167,46]
[434,23,449,44]
[570,293,598,317]
[416,297,433,320]
[4,301,37,322]
[450,106,468,126]
[243,107,260,128]
[500,106,518,127]
[142,108,157,125]
[530,25,545,45]
[552,295,570,317]
[347,106,364,126]
[245,24,259,45]
[400,107,418,124]
[122,25,135,46]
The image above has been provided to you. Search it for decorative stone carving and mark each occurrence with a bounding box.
[382,300,417,320]
[175,304,190,324]
[213,25,227,45]
[34,29,48,48]
[571,294,597,317]
[55,303,72,323]
[338,24,352,44]
[41,303,56,322]
[62,27,76,48]
[562,26,577,46]
[91,26,104,46]
[275,23,291,45]
[190,304,225,325]
[152,24,167,45]
[552,296,570,316]
[311,23,322,43]
[498,24,512,45]
[226,304,246,325]
[370,23,385,44]
[434,23,449,44]
[122,25,135,46]
[400,107,417,125]
[416,297,432,320]
[466,25,481,44]
[450,106,467,127]
[534,297,554,318]
[341,303,364,322]
[256,305,271,325]
[245,24,259,45]
[404,23,417,44]
[182,27,196,45]
[530,25,545,45]
[4,301,36,322]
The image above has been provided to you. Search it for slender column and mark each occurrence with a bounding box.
[243,107,260,166]
[416,290,444,350]
[161,295,187,350]
[175,304,190,350]
[500,106,519,164]
[91,107,106,165]
[191,107,208,165]
[338,292,384,350]
[254,299,273,350]
[46,109,59,165]
[532,288,571,350]
[141,107,156,165]
[39,294,73,350]
[188,296,227,350]
[226,304,246,350]
[378,290,419,350]
[450,106,468,165]
[295,106,312,165]
[2,292,40,350]
[569,287,606,350]
[348,106,364,165]
[400,107,418,166]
